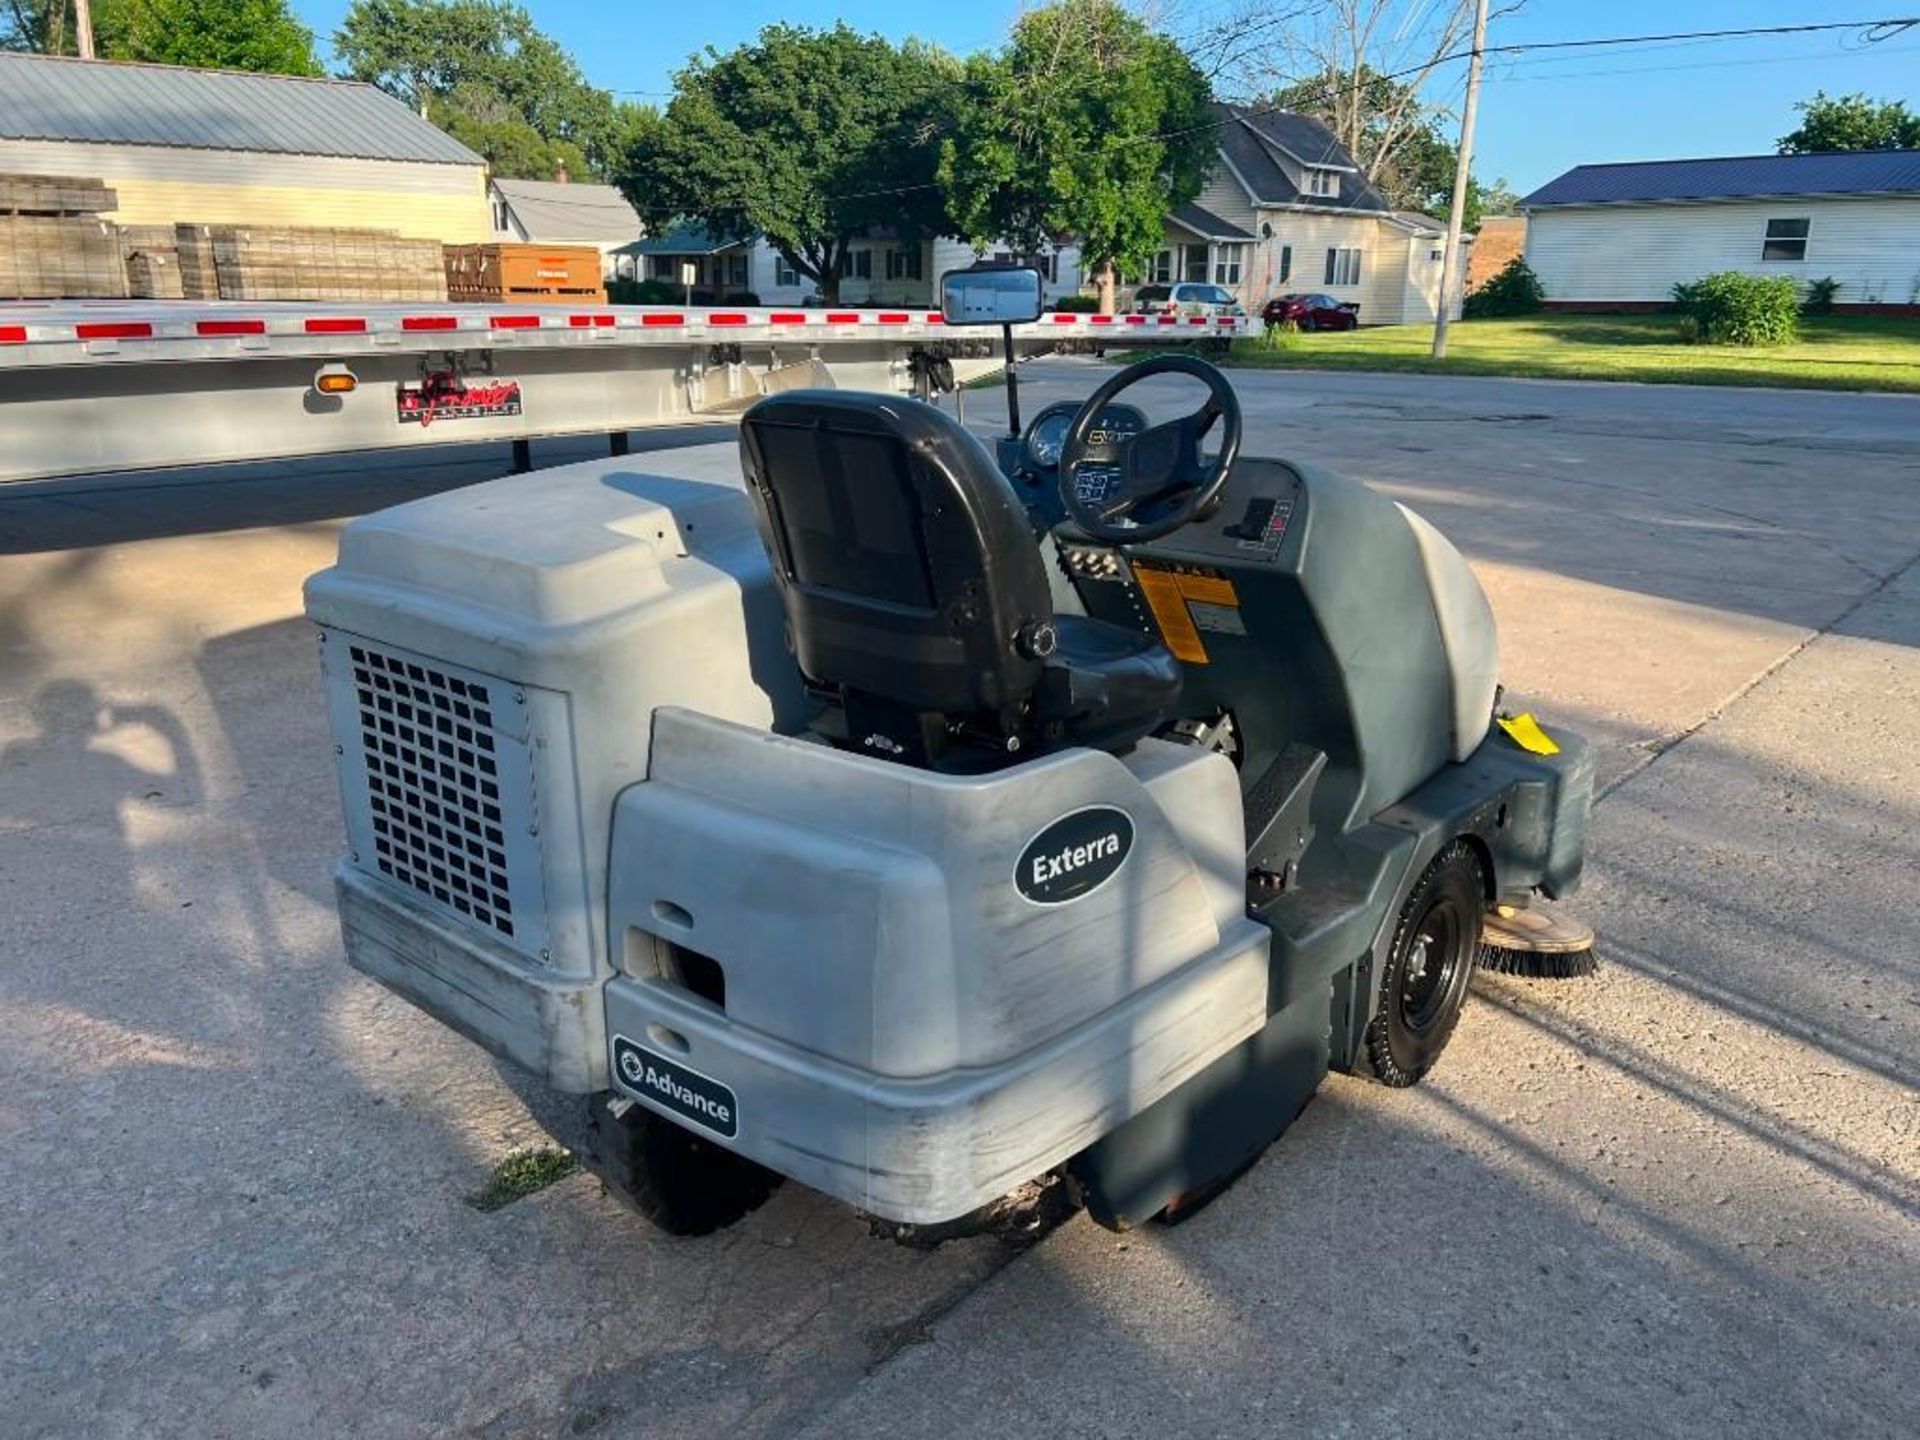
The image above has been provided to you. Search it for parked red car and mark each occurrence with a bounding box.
[1262,293,1360,331]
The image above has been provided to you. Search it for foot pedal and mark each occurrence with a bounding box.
[1244,743,1325,900]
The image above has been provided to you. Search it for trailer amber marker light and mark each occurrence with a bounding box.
[313,365,358,395]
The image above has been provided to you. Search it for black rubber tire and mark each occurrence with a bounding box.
[1361,842,1484,1087]
[584,1092,781,1236]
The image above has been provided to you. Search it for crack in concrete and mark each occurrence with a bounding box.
[1595,546,1920,804]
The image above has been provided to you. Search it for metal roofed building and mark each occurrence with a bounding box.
[0,52,492,241]
[489,177,643,276]
[1522,150,1920,313]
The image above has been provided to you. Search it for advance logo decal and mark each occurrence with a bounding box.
[611,1035,738,1139]
[1016,806,1134,905]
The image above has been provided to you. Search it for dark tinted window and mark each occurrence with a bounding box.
[754,422,936,609]
[1135,285,1170,302]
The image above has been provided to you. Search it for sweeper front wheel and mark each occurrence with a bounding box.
[584,1092,782,1236]
[1361,842,1483,1088]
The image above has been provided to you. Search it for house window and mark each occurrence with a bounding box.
[839,248,874,280]
[491,199,510,232]
[1182,243,1209,283]
[1278,244,1292,283]
[1324,247,1361,286]
[1304,168,1339,198]
[649,256,675,281]
[1213,243,1247,287]
[1148,249,1173,284]
[1762,217,1810,262]
[885,246,924,281]
[774,254,799,288]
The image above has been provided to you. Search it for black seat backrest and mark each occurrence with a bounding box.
[739,391,1054,740]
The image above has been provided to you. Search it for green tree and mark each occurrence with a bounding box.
[620,25,957,303]
[5,0,318,72]
[335,0,635,177]
[1778,91,1920,153]
[941,0,1213,311]
[98,0,318,73]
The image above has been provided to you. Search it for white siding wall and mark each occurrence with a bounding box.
[1192,169,1258,232]
[1526,197,1920,304]
[743,238,1085,307]
[1250,209,1414,322]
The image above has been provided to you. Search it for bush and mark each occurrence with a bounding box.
[608,277,681,305]
[1670,271,1800,346]
[1803,276,1841,314]
[721,290,761,306]
[1051,294,1100,312]
[1462,256,1544,318]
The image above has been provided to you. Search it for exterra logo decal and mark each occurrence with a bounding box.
[1015,806,1135,905]
[1029,831,1123,887]
[612,1037,738,1139]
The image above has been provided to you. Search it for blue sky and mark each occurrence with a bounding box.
[293,1,1920,192]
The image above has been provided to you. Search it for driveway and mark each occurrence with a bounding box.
[2,367,1915,1438]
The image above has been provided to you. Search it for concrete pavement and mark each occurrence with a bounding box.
[3,366,1916,1438]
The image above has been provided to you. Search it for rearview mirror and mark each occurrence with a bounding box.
[940,265,1044,326]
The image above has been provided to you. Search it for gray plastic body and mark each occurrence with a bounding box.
[607,710,1270,1222]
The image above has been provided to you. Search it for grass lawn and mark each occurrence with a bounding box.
[1215,314,1920,394]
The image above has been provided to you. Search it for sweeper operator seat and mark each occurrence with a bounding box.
[740,390,1180,767]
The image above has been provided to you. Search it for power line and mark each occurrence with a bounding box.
[800,15,1920,205]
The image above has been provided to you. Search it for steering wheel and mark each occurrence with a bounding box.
[1058,354,1242,544]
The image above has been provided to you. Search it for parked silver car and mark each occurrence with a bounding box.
[1133,282,1244,318]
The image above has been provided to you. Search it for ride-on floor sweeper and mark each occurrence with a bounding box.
[306,265,1593,1237]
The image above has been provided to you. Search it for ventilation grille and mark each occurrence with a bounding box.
[348,643,517,938]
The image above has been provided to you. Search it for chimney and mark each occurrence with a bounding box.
[553,159,570,184]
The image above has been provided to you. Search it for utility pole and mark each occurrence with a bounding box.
[1431,0,1488,359]
[73,0,97,58]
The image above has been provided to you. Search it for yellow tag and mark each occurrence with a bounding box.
[1497,712,1560,756]
[1176,572,1238,607]
[1134,568,1208,664]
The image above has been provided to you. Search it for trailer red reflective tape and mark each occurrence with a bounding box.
[305,318,367,334]
[640,313,685,327]
[490,315,541,329]
[77,322,153,340]
[402,315,460,331]
[0,326,25,344]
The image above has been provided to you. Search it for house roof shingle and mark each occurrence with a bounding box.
[492,178,641,243]
[1524,150,1920,207]
[1212,103,1391,213]
[1169,201,1254,240]
[0,52,482,165]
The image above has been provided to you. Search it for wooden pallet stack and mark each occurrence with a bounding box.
[119,223,185,300]
[198,226,448,302]
[0,173,127,299]
[172,225,220,300]
[445,243,606,304]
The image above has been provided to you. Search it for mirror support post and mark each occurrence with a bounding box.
[1001,321,1021,438]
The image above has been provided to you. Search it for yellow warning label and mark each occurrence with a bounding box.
[1135,568,1208,664]
[1175,572,1239,607]
[1497,712,1561,756]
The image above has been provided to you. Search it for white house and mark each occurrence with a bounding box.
[488,176,643,279]
[617,227,1084,307]
[1138,103,1464,325]
[1522,150,1920,312]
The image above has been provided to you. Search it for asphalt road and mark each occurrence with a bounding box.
[2,365,1915,1438]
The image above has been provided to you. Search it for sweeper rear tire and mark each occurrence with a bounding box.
[584,1092,782,1236]
[1361,842,1483,1088]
